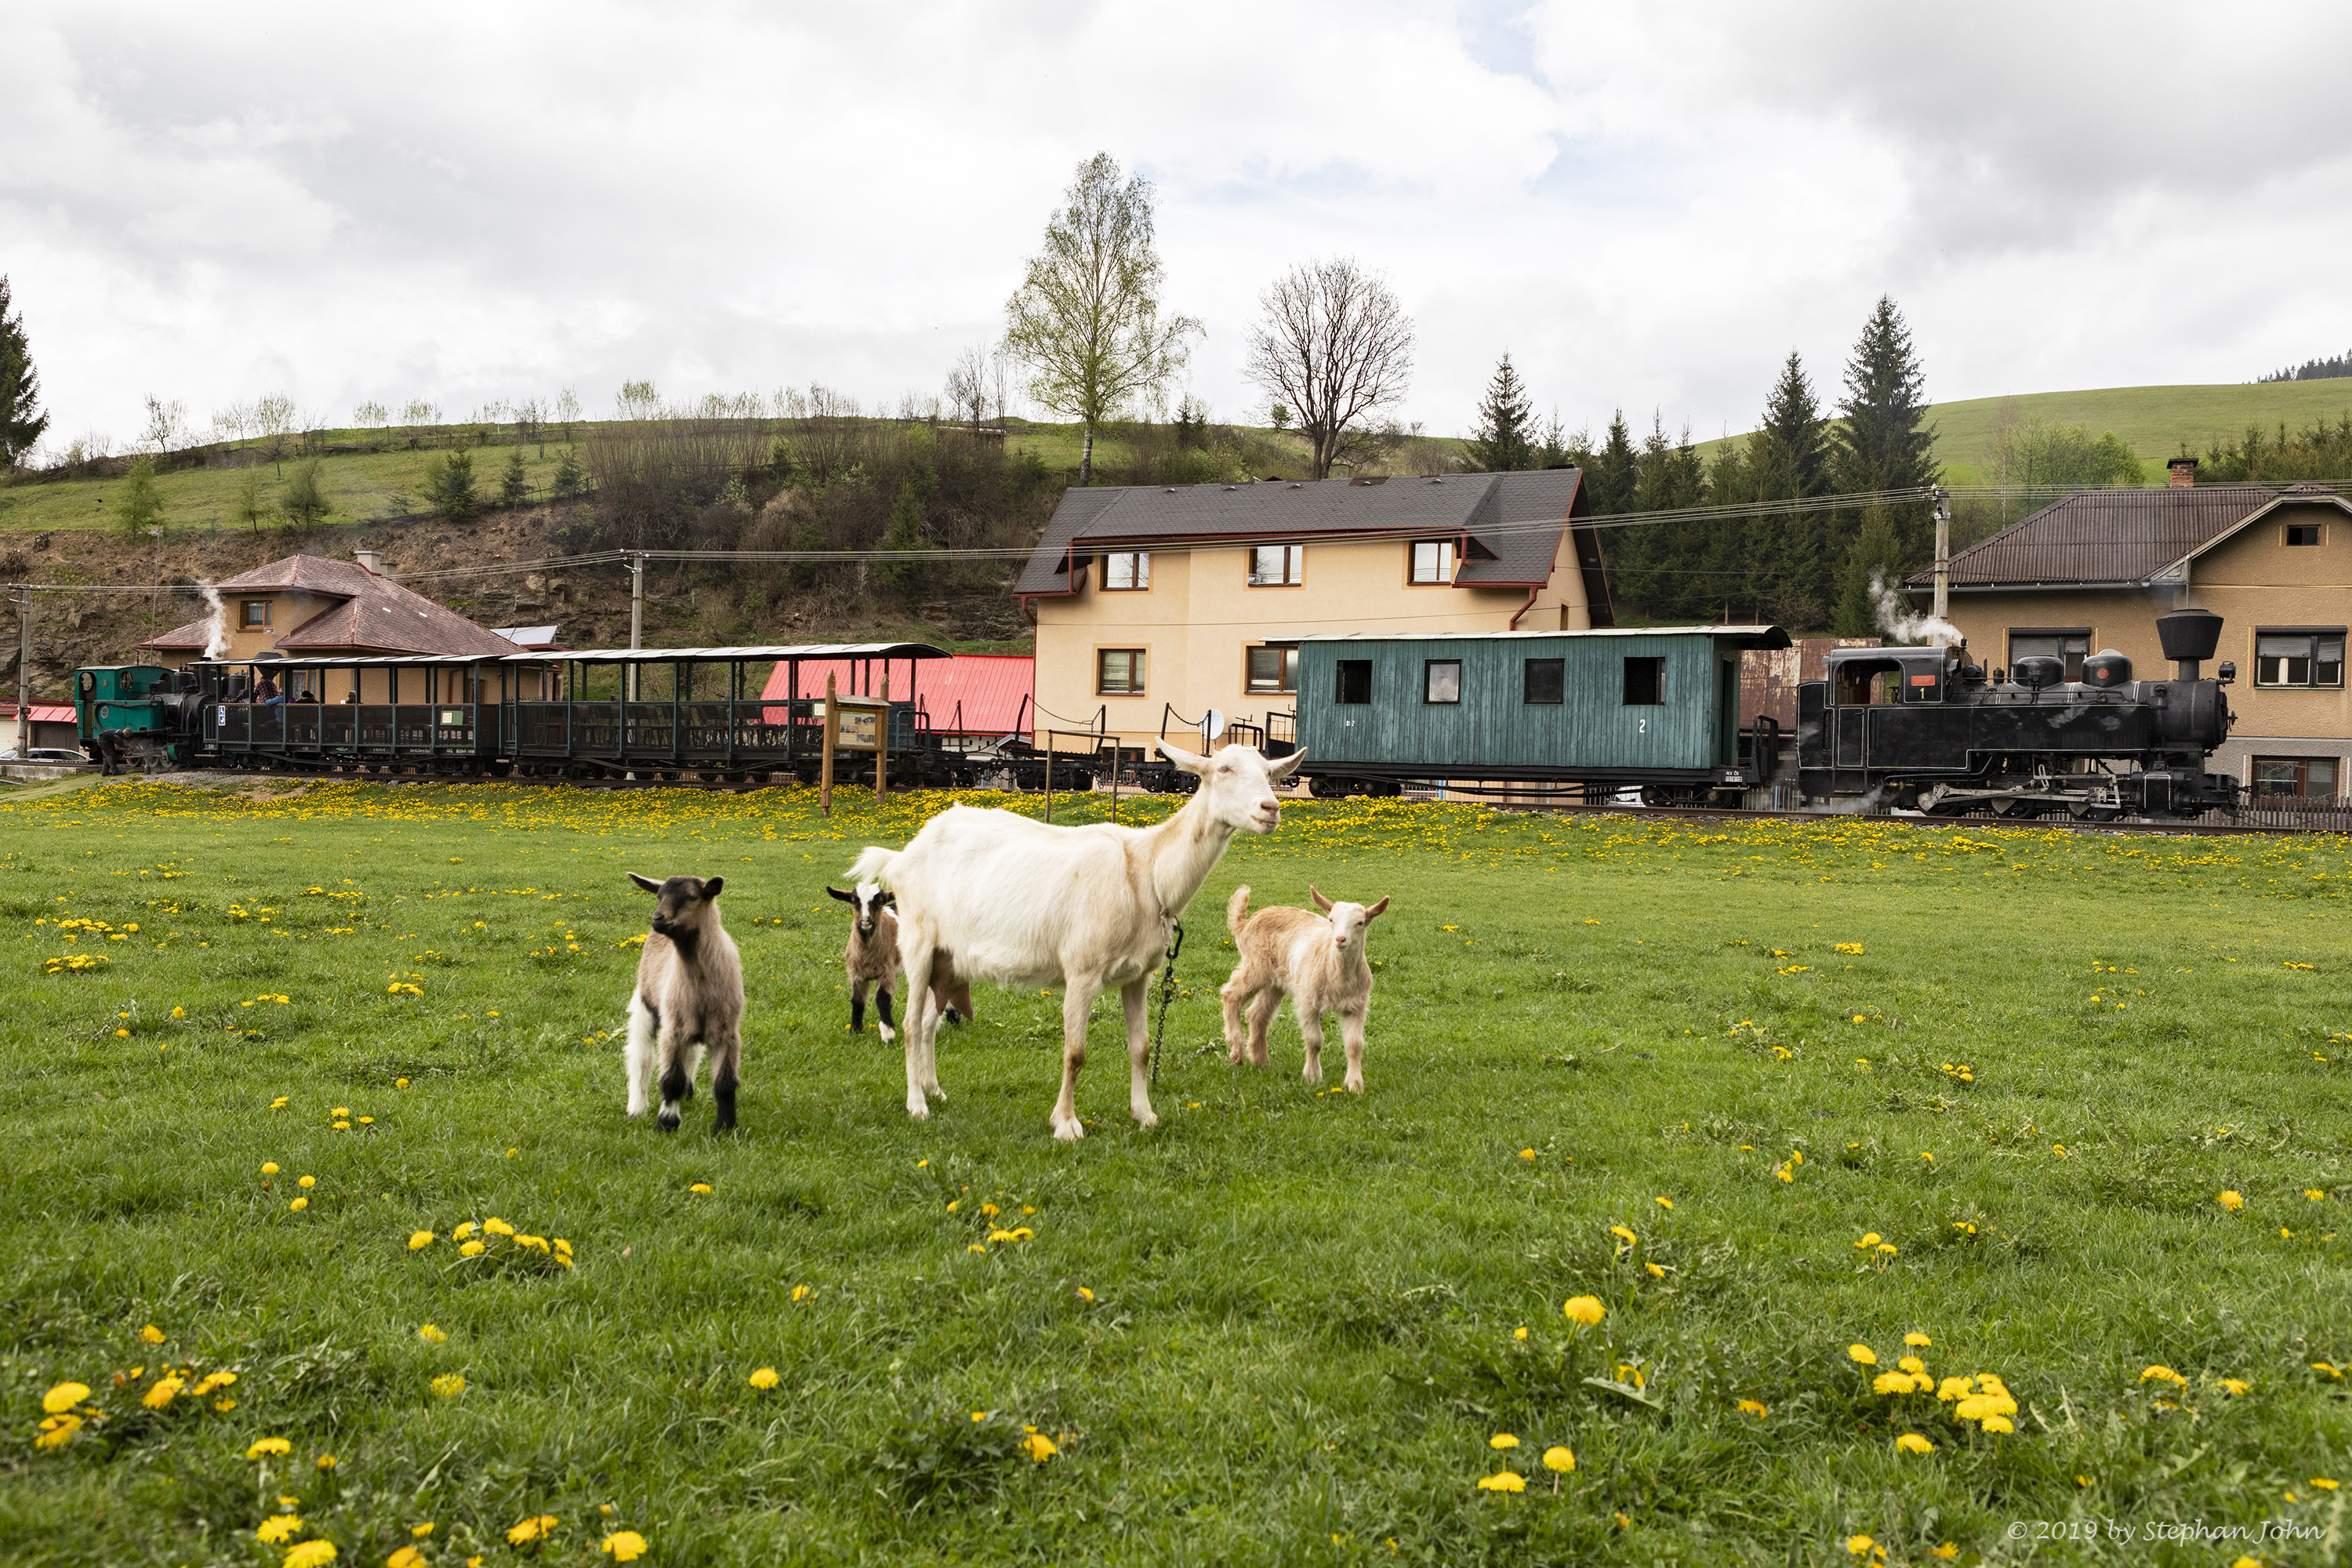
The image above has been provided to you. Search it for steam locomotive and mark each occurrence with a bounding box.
[1795,607,2240,819]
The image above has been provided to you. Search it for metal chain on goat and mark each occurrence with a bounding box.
[1149,920,1184,1086]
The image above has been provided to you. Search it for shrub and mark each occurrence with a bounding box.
[281,459,328,526]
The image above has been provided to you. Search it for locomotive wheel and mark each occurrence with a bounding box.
[1308,775,1346,799]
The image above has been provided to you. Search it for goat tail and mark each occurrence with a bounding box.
[845,845,900,889]
[1226,884,1253,938]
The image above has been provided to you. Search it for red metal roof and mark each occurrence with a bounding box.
[758,653,1032,735]
[3,704,77,724]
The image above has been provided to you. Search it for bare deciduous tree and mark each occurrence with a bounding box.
[252,394,300,476]
[1003,152,1200,485]
[946,346,989,432]
[1244,257,1415,479]
[140,394,191,455]
[354,400,390,431]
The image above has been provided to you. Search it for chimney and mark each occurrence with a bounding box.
[2167,457,2198,488]
[354,548,383,575]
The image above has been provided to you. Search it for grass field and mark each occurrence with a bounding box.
[1698,381,2352,491]
[3,779,2350,1566]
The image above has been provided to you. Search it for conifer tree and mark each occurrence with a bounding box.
[0,274,48,466]
[1831,296,1937,558]
[1750,351,1835,621]
[1465,354,1535,472]
[1584,409,1639,514]
[499,448,530,507]
[1831,507,1905,636]
[114,456,164,535]
[875,481,934,605]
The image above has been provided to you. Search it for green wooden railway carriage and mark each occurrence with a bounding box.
[1293,626,1790,800]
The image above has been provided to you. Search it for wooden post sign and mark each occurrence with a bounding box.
[818,678,890,818]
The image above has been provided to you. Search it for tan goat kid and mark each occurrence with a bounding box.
[1220,884,1390,1093]
[622,873,745,1131]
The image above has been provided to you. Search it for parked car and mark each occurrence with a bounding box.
[0,747,89,764]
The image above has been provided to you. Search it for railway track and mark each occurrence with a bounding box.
[104,757,2352,837]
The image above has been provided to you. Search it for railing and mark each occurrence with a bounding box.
[2226,794,2352,831]
[212,702,496,757]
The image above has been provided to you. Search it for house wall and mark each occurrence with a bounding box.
[1944,497,2352,793]
[1032,535,1590,747]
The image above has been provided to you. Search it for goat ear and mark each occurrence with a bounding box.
[628,873,662,895]
[1155,739,1207,775]
[1309,885,1334,913]
[880,891,897,909]
[700,876,724,901]
[1364,895,1390,919]
[826,886,855,904]
[1267,747,1306,781]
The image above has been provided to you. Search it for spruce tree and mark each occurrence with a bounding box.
[1831,296,1937,558]
[1585,409,1638,514]
[114,456,165,535]
[0,274,49,466]
[1831,507,1905,636]
[499,448,530,507]
[1465,354,1535,472]
[875,481,934,605]
[1751,351,1835,622]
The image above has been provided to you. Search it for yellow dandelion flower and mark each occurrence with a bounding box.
[42,1382,90,1415]
[1931,1544,1958,1560]
[1980,1414,2014,1433]
[1610,1224,1638,1247]
[1563,1295,1605,1327]
[601,1531,650,1563]
[34,1414,81,1448]
[458,1240,484,1257]
[2140,1365,2187,1388]
[1076,1287,1094,1301]
[140,1323,166,1344]
[2217,1190,2243,1210]
[1654,1196,1672,1209]
[430,1374,466,1398]
[1904,1332,1931,1348]
[2308,1189,2328,1201]
[1896,1433,1934,1454]
[297,1175,315,1189]
[748,1367,779,1390]
[256,1516,303,1544]
[389,1548,424,1568]
[2312,1477,2340,1491]
[2220,1377,2249,1395]
[289,1197,308,1211]
[1872,1371,1914,1396]
[408,1231,434,1250]
[1518,1148,1536,1160]
[1847,1535,1875,1556]
[142,1374,185,1410]
[246,1436,292,1459]
[1021,1432,1058,1462]
[1736,1399,1767,1417]
[1847,1344,1878,1367]
[506,1514,558,1545]
[1513,1326,1529,1341]
[1542,1445,1574,1472]
[282,1543,337,1568]
[418,1324,447,1345]
[1475,1470,1525,1493]
[1897,1356,1925,1375]
[688,1184,712,1196]
[262,1163,279,1175]
[482,1218,515,1236]
[314,1454,336,1472]
[1489,1432,1519,1450]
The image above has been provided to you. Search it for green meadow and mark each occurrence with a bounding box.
[2,779,2349,1566]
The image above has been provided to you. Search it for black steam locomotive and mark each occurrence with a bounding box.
[1796,608,2239,819]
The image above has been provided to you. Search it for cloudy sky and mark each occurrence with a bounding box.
[6,2,2349,457]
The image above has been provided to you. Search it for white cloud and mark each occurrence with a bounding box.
[4,0,2349,456]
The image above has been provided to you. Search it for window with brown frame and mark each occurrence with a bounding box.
[1096,648,1147,695]
[1247,544,1304,586]
[241,599,271,629]
[1103,551,1150,590]
[1410,539,1455,584]
[1246,644,1298,695]
[2252,757,2339,799]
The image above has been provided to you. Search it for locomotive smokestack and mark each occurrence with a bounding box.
[2157,607,2223,681]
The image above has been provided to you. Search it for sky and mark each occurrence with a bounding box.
[6,1,2351,460]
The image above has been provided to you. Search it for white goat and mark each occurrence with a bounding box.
[622,873,745,1131]
[848,740,1304,1140]
[1220,885,1390,1093]
[826,881,973,1042]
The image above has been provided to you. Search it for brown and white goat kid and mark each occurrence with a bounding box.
[1220,884,1390,1094]
[622,873,745,1132]
[826,881,973,1042]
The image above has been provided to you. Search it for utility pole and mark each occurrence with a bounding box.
[14,586,31,756]
[1930,487,1952,646]
[626,553,644,702]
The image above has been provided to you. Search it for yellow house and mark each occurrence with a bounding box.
[1918,480,2352,799]
[1014,470,1611,749]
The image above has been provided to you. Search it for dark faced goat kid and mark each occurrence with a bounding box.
[622,873,745,1131]
[827,881,973,1042]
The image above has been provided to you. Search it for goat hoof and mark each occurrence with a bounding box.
[656,1114,680,1134]
[1132,1108,1159,1129]
[1345,1077,1365,1094]
[878,1025,896,1044]
[1051,1116,1084,1142]
[906,1098,930,1120]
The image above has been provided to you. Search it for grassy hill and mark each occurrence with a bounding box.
[1697,379,2352,486]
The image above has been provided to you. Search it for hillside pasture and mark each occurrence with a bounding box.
[2,780,2349,1566]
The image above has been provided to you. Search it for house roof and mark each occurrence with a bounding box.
[1909,485,2352,590]
[758,652,1033,735]
[133,554,524,657]
[492,626,563,649]
[1014,470,1609,615]
[2,703,77,724]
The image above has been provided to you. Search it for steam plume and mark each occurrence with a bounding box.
[197,581,230,659]
[1868,571,1962,646]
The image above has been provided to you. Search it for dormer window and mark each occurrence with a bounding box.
[241,600,271,629]
[1410,539,1456,584]
[1103,551,1149,590]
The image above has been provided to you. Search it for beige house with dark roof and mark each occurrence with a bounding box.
[1913,481,2352,798]
[141,550,522,701]
[1014,471,1611,750]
